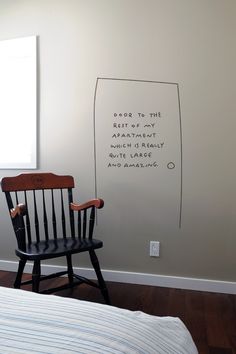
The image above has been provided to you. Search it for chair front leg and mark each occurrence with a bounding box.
[89,250,110,305]
[32,260,41,293]
[14,259,26,289]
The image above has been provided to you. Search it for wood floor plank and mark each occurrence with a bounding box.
[167,288,186,321]
[221,294,236,354]
[209,348,232,354]
[204,292,231,349]
[146,285,170,317]
[185,291,209,354]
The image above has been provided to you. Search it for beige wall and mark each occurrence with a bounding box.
[0,0,235,282]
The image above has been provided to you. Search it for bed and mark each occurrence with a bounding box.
[0,286,198,354]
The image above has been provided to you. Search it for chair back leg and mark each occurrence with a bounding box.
[89,250,110,305]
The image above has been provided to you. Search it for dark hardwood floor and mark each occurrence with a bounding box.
[0,270,235,354]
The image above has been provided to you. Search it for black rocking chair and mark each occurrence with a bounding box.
[1,172,110,304]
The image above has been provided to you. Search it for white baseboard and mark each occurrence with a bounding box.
[0,259,235,295]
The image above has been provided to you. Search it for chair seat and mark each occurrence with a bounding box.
[16,238,103,260]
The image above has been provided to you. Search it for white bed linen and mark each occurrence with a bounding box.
[0,286,198,354]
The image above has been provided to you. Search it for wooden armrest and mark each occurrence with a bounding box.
[10,204,27,218]
[70,198,104,211]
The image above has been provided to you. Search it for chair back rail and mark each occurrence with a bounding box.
[1,172,74,191]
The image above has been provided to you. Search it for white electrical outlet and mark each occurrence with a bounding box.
[150,241,160,257]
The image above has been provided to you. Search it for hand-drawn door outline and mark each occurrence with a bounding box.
[93,77,183,228]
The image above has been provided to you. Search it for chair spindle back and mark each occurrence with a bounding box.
[1,173,97,249]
